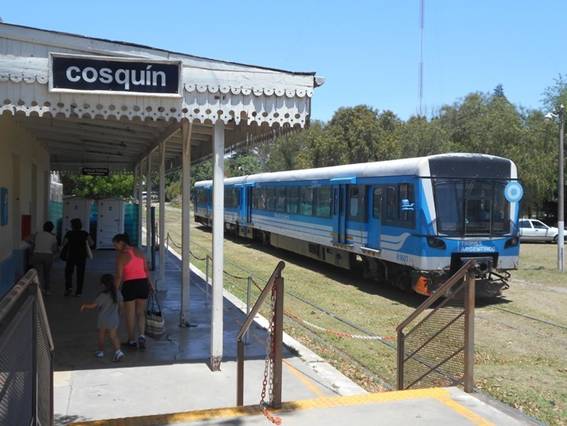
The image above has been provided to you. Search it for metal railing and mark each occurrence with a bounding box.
[0,269,55,425]
[236,261,285,409]
[396,260,476,392]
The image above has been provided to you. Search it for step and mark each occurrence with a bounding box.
[69,387,530,426]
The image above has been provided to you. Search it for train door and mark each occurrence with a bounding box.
[344,185,367,246]
[238,185,254,239]
[206,188,212,220]
[245,187,252,224]
[238,185,252,225]
[332,184,347,244]
[366,186,382,250]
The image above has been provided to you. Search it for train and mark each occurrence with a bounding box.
[194,153,522,298]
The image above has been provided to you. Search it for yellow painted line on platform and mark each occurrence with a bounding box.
[437,395,495,426]
[70,388,494,426]
[283,359,326,398]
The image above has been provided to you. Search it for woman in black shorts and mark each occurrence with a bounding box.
[112,234,153,349]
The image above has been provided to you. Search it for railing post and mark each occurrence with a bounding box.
[205,255,210,305]
[32,284,38,424]
[271,273,284,409]
[237,339,245,406]
[244,276,252,345]
[397,330,405,390]
[464,271,476,393]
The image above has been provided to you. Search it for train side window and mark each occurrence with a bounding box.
[300,187,314,216]
[260,188,267,210]
[383,183,415,228]
[314,187,331,217]
[253,188,265,210]
[399,183,415,225]
[266,188,276,211]
[224,187,235,208]
[384,186,398,223]
[276,187,286,212]
[224,188,229,208]
[195,189,204,206]
[348,185,367,222]
[251,188,258,209]
[373,187,384,218]
[287,187,299,214]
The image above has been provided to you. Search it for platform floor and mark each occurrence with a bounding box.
[70,387,531,426]
[49,249,349,425]
[47,249,533,426]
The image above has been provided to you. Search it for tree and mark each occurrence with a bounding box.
[266,130,308,171]
[192,160,213,186]
[62,174,135,200]
[326,105,400,164]
[295,122,340,168]
[227,153,262,177]
[542,74,567,112]
[493,84,506,99]
[396,116,453,157]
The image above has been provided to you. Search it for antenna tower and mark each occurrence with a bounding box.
[419,0,424,116]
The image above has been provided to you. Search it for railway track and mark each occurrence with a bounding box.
[491,306,567,331]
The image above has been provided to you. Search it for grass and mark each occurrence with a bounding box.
[161,205,567,425]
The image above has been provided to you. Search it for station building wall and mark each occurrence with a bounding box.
[0,115,50,297]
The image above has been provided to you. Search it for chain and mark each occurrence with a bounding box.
[166,232,281,422]
[166,233,208,261]
[259,283,281,425]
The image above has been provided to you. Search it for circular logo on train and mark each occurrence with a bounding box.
[504,181,523,202]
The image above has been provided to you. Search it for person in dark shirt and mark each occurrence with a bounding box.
[61,218,94,297]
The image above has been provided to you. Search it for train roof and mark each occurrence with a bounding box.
[194,153,516,188]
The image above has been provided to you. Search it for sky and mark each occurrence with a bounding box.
[3,1,567,121]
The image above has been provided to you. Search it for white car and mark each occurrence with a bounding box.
[519,219,563,243]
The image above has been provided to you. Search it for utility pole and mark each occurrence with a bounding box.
[558,105,565,272]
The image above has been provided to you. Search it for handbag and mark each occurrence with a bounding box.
[60,242,69,261]
[145,292,166,338]
[85,240,93,260]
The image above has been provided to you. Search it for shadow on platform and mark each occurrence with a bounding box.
[46,249,284,371]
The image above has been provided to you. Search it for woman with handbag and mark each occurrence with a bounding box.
[112,233,154,350]
[61,218,94,297]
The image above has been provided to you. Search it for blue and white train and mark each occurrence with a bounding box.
[194,154,521,297]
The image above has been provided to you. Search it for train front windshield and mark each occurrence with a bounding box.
[433,179,510,236]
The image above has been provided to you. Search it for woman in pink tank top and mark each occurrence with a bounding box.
[113,233,154,349]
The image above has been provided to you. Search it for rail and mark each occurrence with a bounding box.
[236,261,285,410]
[396,259,477,392]
[0,268,55,425]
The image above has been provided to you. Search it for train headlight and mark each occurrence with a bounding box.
[504,237,519,249]
[427,236,446,250]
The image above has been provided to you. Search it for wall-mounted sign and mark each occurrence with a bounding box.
[82,167,110,177]
[49,53,182,97]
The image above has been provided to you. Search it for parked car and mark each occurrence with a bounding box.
[519,218,564,242]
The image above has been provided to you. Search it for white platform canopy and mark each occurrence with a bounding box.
[0,22,323,170]
[0,22,323,370]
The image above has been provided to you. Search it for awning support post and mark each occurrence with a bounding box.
[136,163,143,247]
[159,140,166,288]
[146,154,152,259]
[210,119,225,371]
[180,119,192,327]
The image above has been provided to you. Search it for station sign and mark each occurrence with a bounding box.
[82,167,110,177]
[49,53,182,97]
